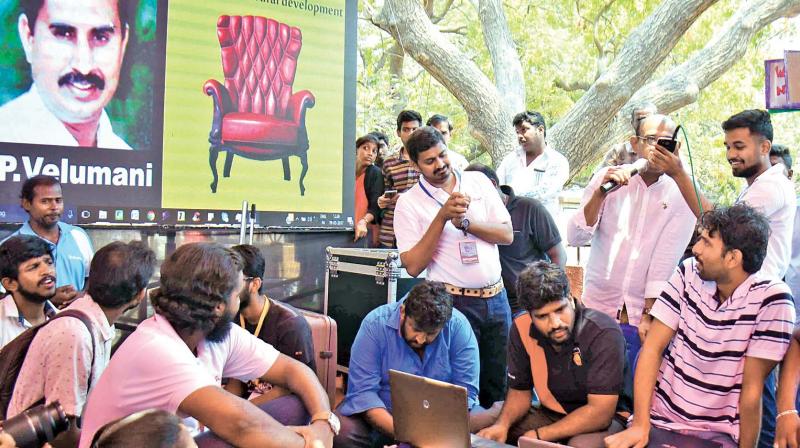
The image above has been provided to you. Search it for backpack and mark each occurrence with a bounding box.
[0,309,96,420]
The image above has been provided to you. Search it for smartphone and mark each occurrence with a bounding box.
[656,137,677,153]
[657,125,682,153]
[385,189,398,198]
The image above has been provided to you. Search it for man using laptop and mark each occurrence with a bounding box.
[475,262,629,447]
[334,281,480,448]
[605,204,796,448]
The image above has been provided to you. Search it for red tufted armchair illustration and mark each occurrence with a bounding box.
[203,15,315,195]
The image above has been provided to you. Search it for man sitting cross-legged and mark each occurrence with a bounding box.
[474,261,630,447]
[334,280,480,448]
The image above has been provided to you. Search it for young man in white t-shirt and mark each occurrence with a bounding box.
[79,243,336,448]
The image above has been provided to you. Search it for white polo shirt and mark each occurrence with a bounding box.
[736,163,797,280]
[9,295,114,417]
[567,168,696,326]
[394,171,511,288]
[0,295,57,349]
[78,313,280,448]
[496,145,569,217]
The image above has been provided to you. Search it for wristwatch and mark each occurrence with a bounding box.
[310,411,341,436]
[458,218,470,235]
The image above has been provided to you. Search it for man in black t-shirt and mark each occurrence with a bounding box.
[465,164,566,314]
[474,262,629,447]
[229,245,316,403]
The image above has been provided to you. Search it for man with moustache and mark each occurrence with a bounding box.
[649,109,797,447]
[497,111,569,218]
[0,235,58,348]
[79,243,336,448]
[475,262,629,447]
[0,0,132,149]
[8,241,156,446]
[605,204,796,448]
[5,175,94,308]
[393,126,513,407]
[334,281,479,448]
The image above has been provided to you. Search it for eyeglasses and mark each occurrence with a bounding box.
[636,135,673,146]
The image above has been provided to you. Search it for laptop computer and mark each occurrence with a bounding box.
[390,370,512,448]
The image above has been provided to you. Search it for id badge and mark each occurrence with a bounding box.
[459,240,479,264]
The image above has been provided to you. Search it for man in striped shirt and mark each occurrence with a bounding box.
[606,204,796,448]
[377,110,422,248]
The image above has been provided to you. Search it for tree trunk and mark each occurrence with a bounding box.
[477,0,526,112]
[370,0,518,161]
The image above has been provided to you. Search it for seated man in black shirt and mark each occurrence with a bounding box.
[465,163,566,315]
[475,261,629,447]
[228,244,316,405]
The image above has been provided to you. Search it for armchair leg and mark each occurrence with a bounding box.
[298,152,308,196]
[282,157,291,181]
[223,152,235,178]
[209,146,221,193]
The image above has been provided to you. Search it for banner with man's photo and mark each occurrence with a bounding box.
[0,0,356,228]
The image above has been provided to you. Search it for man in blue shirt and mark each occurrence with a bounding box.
[334,281,480,448]
[5,175,93,307]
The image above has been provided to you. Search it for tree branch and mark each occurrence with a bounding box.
[554,77,592,92]
[440,25,468,35]
[373,0,519,161]
[477,0,526,113]
[431,0,457,23]
[550,0,720,174]
[569,0,800,179]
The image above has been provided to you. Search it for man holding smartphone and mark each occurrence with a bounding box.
[566,114,696,370]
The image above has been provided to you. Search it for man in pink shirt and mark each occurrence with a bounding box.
[79,243,337,448]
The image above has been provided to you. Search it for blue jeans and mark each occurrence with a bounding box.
[759,368,778,448]
[452,288,512,408]
[619,324,640,403]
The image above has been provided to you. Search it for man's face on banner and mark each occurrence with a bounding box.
[19,0,129,124]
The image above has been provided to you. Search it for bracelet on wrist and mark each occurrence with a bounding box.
[777,409,799,420]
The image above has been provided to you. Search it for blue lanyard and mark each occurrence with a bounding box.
[418,171,461,207]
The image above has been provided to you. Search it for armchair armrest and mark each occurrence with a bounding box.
[286,90,316,124]
[203,79,233,115]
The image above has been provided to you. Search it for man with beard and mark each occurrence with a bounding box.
[474,262,629,447]
[7,241,156,446]
[334,281,479,448]
[225,244,315,407]
[605,204,796,448]
[649,110,797,447]
[5,175,94,308]
[78,243,336,448]
[0,0,132,149]
[393,126,513,408]
[0,235,57,348]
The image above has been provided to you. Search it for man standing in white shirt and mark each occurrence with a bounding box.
[78,242,336,448]
[567,114,696,370]
[496,111,569,217]
[0,235,57,348]
[393,126,513,407]
[648,109,797,448]
[0,0,132,149]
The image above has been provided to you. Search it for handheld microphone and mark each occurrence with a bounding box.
[600,158,649,194]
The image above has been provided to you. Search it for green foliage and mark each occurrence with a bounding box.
[357,0,800,199]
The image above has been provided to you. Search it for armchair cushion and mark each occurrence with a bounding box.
[221,112,299,145]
